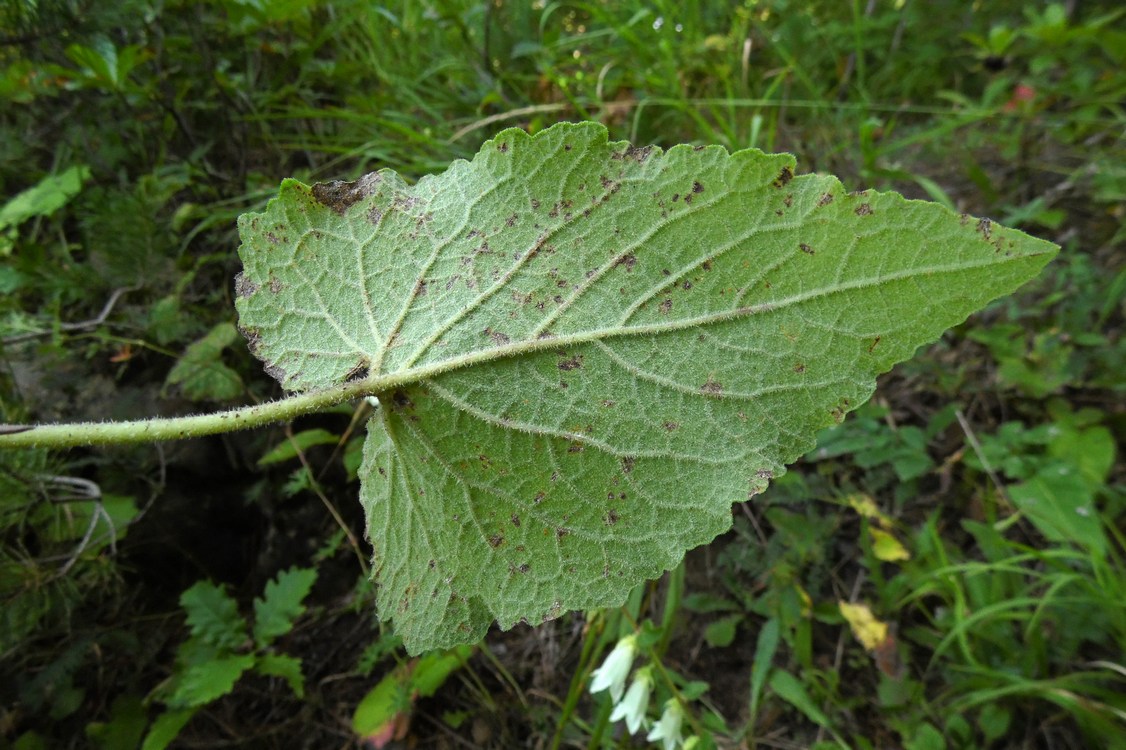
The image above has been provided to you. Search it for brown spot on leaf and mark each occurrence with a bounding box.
[484,328,511,345]
[498,141,509,153]
[692,180,704,193]
[700,379,724,396]
[488,534,505,548]
[774,166,793,187]
[511,514,521,528]
[615,144,653,162]
[534,491,546,504]
[557,354,583,371]
[793,363,806,374]
[800,243,814,255]
[868,336,881,353]
[621,456,635,473]
[817,193,834,207]
[663,421,680,431]
[310,172,382,215]
[344,359,370,382]
[604,509,619,525]
[556,527,570,538]
[976,217,992,239]
[615,253,637,271]
[234,273,258,298]
[659,298,673,314]
[855,203,873,216]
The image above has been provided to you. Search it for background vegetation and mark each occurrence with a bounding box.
[1,1,1122,748]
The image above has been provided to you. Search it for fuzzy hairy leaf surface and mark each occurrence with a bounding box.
[235,122,1056,652]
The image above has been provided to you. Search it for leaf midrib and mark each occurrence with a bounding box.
[361,253,1037,400]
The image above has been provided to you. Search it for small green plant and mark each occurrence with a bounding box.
[351,644,473,746]
[0,122,1057,655]
[142,566,317,750]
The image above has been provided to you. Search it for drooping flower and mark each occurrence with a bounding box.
[589,634,638,703]
[646,699,684,750]
[609,665,653,733]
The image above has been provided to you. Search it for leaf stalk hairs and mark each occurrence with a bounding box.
[0,379,371,448]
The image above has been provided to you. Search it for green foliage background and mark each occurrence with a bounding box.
[0,1,1122,748]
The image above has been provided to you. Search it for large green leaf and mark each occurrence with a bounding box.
[235,122,1056,652]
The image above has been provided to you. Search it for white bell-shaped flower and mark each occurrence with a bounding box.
[646,698,684,750]
[609,665,653,733]
[589,634,638,703]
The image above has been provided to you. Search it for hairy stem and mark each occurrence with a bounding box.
[0,317,748,451]
[0,381,373,449]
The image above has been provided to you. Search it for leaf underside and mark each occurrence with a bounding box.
[235,122,1057,653]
